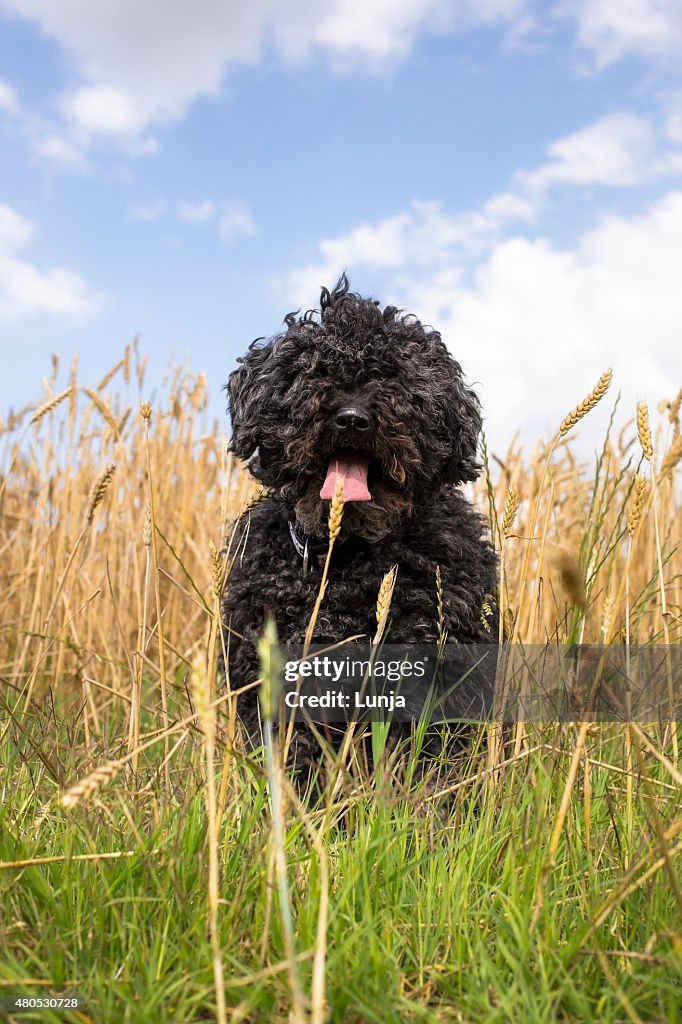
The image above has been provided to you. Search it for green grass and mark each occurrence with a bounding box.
[2,697,682,1023]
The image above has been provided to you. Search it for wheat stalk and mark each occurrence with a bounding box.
[559,369,612,437]
[190,654,226,1023]
[636,401,654,460]
[302,476,344,655]
[61,762,121,809]
[30,388,72,426]
[627,473,647,536]
[208,539,224,600]
[237,487,272,519]
[668,386,682,430]
[375,565,398,644]
[502,484,519,537]
[87,463,117,522]
[82,387,120,436]
[96,356,128,393]
[328,475,345,541]
[659,435,682,479]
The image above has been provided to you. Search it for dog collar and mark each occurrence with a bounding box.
[288,522,328,577]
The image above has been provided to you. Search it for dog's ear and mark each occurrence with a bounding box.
[442,371,483,485]
[227,342,273,459]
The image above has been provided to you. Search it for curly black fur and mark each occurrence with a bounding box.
[222,275,497,764]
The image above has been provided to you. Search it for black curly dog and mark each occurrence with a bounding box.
[222,275,497,765]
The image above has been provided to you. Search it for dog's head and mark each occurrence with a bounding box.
[227,275,482,541]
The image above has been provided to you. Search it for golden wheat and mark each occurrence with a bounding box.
[559,368,612,437]
[328,476,345,541]
[2,345,681,747]
[502,484,519,536]
[61,762,121,809]
[82,387,120,435]
[96,355,128,393]
[208,539,224,599]
[627,473,647,536]
[552,546,587,610]
[237,487,272,519]
[30,388,72,426]
[636,401,654,460]
[376,565,398,628]
[86,463,117,522]
[190,653,215,742]
[660,435,682,479]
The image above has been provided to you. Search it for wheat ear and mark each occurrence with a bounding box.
[87,463,117,522]
[559,369,613,437]
[636,401,654,460]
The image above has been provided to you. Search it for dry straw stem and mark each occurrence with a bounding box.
[636,401,654,460]
[141,402,171,797]
[302,475,345,655]
[559,368,613,437]
[330,565,399,801]
[257,622,307,1024]
[190,653,215,743]
[60,689,236,811]
[531,719,592,929]
[190,654,226,1024]
[638,402,678,755]
[87,463,117,522]
[510,369,611,647]
[289,477,346,762]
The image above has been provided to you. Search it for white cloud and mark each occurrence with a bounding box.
[0,0,532,148]
[286,0,529,69]
[0,78,17,114]
[61,83,141,138]
[663,92,682,144]
[288,107,682,306]
[284,105,682,451]
[559,0,682,68]
[33,131,87,167]
[289,191,682,453]
[129,198,166,222]
[177,199,216,224]
[0,202,100,320]
[287,195,537,305]
[427,192,682,450]
[517,112,662,193]
[218,202,256,242]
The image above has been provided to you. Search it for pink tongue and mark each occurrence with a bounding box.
[320,451,371,502]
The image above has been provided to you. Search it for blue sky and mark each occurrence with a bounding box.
[1,1,681,455]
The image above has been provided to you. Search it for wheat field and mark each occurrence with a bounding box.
[1,345,682,1022]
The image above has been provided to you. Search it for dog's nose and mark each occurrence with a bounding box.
[335,406,371,431]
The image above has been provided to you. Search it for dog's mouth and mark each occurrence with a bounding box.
[320,448,372,502]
